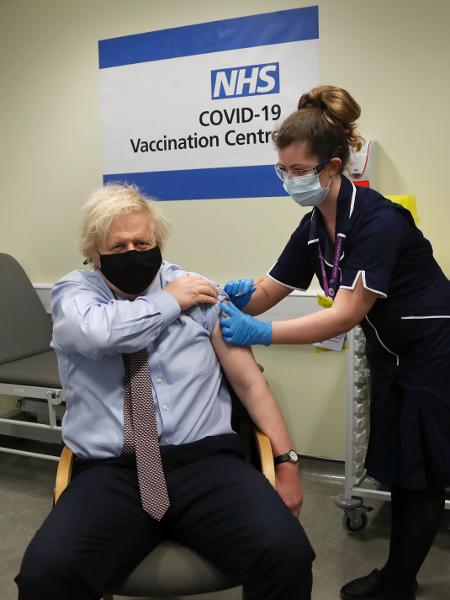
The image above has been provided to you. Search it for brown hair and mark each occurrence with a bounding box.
[273,85,364,170]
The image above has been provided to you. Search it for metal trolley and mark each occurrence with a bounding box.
[335,326,450,533]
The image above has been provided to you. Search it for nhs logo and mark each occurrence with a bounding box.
[211,62,280,100]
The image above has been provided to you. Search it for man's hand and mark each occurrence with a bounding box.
[275,463,304,516]
[164,273,218,310]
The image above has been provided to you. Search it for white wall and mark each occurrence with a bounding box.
[1,0,449,458]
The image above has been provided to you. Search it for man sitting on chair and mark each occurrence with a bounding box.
[16,183,314,600]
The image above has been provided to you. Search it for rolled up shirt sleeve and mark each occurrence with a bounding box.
[185,284,227,335]
[51,271,181,358]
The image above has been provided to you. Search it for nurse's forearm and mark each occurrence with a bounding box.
[270,279,378,344]
[244,288,273,315]
[245,277,291,316]
[270,305,358,345]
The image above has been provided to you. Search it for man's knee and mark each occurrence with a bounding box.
[256,518,315,575]
[242,519,314,599]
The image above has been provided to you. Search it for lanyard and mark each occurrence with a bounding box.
[318,233,345,298]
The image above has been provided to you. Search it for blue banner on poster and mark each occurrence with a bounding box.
[99,6,320,200]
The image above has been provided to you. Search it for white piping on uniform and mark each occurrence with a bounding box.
[349,181,357,218]
[365,314,400,367]
[307,209,318,245]
[401,315,450,320]
[266,272,306,291]
[339,270,387,298]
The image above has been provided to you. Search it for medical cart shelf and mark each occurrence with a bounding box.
[335,326,450,534]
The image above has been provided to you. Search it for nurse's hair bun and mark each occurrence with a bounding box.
[298,86,363,151]
[273,84,363,170]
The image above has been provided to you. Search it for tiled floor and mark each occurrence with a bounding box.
[0,451,448,600]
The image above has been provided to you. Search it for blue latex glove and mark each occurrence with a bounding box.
[219,301,272,346]
[224,278,256,309]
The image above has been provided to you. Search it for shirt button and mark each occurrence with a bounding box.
[156,377,162,384]
[162,404,169,411]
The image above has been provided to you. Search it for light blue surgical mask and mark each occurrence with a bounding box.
[283,173,332,207]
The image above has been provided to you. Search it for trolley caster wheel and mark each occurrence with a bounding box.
[343,509,368,534]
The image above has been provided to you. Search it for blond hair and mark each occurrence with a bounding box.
[273,85,364,170]
[79,183,170,261]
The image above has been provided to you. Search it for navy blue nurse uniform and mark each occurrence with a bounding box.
[269,175,450,490]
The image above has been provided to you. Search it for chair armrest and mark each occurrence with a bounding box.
[253,430,275,488]
[54,446,74,504]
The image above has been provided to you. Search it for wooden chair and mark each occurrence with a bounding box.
[54,401,275,599]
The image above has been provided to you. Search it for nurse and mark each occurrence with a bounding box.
[219,85,450,600]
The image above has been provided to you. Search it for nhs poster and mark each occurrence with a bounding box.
[99,6,319,200]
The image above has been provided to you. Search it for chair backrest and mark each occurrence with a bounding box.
[0,253,53,365]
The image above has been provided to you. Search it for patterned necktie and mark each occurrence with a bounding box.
[122,349,170,520]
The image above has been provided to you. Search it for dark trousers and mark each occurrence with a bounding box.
[16,434,314,600]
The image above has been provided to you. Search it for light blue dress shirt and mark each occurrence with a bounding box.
[51,262,233,459]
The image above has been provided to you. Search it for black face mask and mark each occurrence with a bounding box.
[99,247,162,295]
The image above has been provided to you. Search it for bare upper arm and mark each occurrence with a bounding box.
[210,322,264,395]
